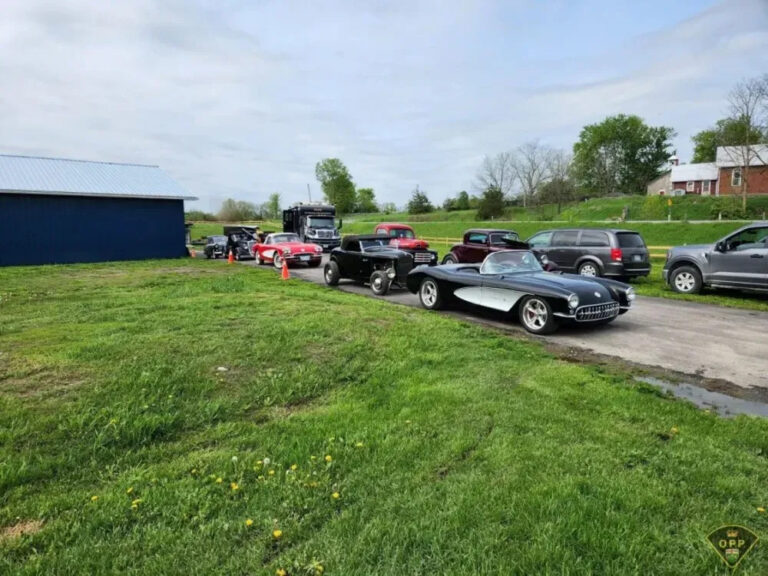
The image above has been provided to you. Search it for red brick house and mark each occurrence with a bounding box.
[715,144,768,196]
[648,145,768,196]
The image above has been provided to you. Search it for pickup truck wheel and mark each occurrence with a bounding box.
[518,296,558,335]
[324,261,340,286]
[370,271,391,296]
[419,278,443,310]
[578,261,600,277]
[442,253,458,265]
[670,266,702,294]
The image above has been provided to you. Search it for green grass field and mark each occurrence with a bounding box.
[1,260,767,574]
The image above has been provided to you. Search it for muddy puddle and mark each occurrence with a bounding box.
[636,376,768,418]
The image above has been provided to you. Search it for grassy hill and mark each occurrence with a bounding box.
[1,260,767,574]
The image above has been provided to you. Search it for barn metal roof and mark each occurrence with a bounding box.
[0,154,196,200]
[716,145,768,168]
[670,162,718,182]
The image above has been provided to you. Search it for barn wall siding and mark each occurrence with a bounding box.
[0,193,187,266]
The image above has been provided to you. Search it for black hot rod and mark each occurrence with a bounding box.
[324,234,438,296]
[406,250,635,334]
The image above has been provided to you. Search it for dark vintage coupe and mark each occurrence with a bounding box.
[324,234,438,296]
[203,235,228,259]
[442,229,527,264]
[407,250,636,334]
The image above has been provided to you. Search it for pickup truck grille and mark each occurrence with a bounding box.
[413,251,434,264]
[575,302,620,322]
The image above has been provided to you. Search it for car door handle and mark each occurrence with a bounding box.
[750,254,764,259]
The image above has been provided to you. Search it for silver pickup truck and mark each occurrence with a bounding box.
[662,222,768,293]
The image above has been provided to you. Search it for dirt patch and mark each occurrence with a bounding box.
[436,418,495,480]
[1,519,43,542]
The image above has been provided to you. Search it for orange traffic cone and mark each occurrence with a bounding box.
[228,250,234,264]
[281,258,290,280]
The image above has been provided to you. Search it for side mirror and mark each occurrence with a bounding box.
[337,219,343,230]
[715,241,725,252]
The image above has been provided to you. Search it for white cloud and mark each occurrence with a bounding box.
[0,0,766,211]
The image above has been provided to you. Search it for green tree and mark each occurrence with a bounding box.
[455,191,471,210]
[380,202,398,214]
[442,197,456,211]
[265,193,281,219]
[476,186,506,220]
[315,158,357,213]
[217,198,258,221]
[356,188,377,213]
[407,187,434,214]
[572,114,675,196]
[537,178,576,212]
[692,116,765,163]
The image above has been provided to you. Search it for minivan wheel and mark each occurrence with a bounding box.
[578,262,600,277]
[670,266,702,294]
[518,296,558,335]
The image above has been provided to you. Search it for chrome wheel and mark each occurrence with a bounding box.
[674,271,695,292]
[522,298,548,330]
[579,263,598,277]
[373,276,383,290]
[420,279,438,307]
[273,254,283,269]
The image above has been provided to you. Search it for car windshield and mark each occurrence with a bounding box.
[307,216,334,229]
[389,228,415,239]
[360,238,391,250]
[480,251,543,275]
[270,233,300,243]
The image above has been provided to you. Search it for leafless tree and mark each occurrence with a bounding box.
[475,152,516,198]
[724,74,768,210]
[512,141,552,208]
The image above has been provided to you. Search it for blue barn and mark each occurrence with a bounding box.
[0,155,196,267]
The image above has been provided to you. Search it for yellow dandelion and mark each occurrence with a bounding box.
[131,504,138,511]
[245,518,254,527]
[230,482,239,491]
[126,487,134,495]
[276,569,287,576]
[90,495,99,502]
[325,455,332,463]
[332,492,340,500]
[191,468,197,475]
[758,507,766,514]
[272,529,283,540]
[316,565,324,574]
[131,498,142,506]
[216,477,223,484]
[310,455,316,461]
[268,469,275,476]
[670,426,679,434]
[355,442,364,448]
[290,464,298,471]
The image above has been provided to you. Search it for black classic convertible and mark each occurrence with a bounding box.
[406,250,635,334]
[325,234,438,296]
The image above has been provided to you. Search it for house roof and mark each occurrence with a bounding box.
[0,154,196,200]
[671,162,718,182]
[716,145,768,168]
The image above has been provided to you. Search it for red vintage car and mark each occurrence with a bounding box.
[253,232,323,268]
[373,222,429,250]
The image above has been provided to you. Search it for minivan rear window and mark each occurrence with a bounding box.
[579,231,610,247]
[616,233,645,248]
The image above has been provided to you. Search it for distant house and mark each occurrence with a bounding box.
[0,154,196,266]
[715,144,768,196]
[647,145,768,196]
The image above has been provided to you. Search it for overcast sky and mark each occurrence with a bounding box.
[2,0,767,211]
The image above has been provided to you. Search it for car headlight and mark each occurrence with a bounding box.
[314,246,322,253]
[626,287,636,302]
[386,267,396,279]
[567,294,579,309]
[282,248,291,255]
[540,255,549,265]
